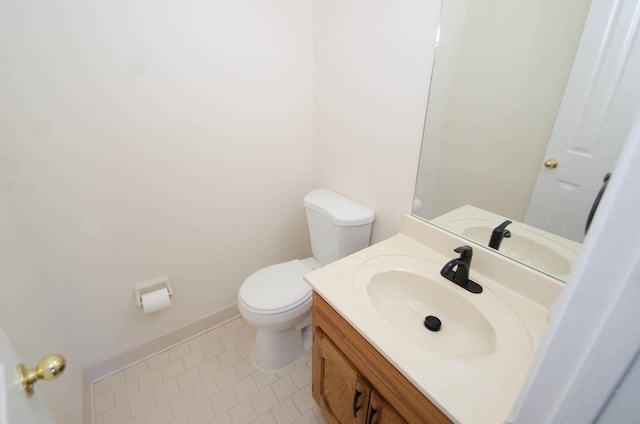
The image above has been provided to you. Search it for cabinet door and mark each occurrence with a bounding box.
[366,390,408,424]
[313,330,371,424]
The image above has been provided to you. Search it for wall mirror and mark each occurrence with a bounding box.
[413,0,640,281]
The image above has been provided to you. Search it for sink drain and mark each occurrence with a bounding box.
[424,315,442,332]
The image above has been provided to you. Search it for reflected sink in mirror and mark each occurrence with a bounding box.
[462,225,571,276]
[431,205,581,280]
[368,269,496,359]
[353,253,533,362]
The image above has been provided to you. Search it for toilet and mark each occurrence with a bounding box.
[237,189,375,371]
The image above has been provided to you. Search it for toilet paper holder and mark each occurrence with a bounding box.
[134,276,173,308]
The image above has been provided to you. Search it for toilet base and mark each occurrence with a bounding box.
[252,323,312,372]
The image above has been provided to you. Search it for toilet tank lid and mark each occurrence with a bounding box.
[303,189,375,226]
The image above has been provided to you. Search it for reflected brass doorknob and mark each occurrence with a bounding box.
[544,158,559,169]
[16,354,66,398]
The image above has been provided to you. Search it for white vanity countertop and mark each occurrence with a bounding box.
[304,215,565,424]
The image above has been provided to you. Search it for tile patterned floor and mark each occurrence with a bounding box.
[93,317,327,424]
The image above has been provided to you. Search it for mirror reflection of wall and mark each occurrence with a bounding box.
[414,0,640,281]
[416,0,591,221]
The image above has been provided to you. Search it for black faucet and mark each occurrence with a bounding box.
[488,220,512,250]
[440,246,483,294]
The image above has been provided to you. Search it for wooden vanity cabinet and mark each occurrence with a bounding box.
[313,330,372,423]
[312,293,452,424]
[314,329,402,424]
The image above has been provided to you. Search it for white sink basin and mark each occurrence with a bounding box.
[353,254,532,361]
[368,269,496,359]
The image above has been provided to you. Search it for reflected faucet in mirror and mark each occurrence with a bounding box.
[489,220,512,250]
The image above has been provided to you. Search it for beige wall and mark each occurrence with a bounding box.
[0,1,314,422]
[313,0,441,243]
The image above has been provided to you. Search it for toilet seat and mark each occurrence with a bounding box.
[238,259,312,315]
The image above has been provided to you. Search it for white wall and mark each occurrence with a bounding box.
[0,1,314,422]
[313,0,441,242]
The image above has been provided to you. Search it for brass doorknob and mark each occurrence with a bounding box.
[544,158,559,169]
[16,354,66,398]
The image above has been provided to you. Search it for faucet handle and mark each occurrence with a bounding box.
[453,245,473,261]
[494,220,512,233]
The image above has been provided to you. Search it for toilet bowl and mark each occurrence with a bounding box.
[237,189,375,371]
[238,258,319,371]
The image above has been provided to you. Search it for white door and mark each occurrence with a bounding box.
[0,325,55,424]
[525,0,640,242]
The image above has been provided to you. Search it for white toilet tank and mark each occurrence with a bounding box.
[303,189,375,265]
